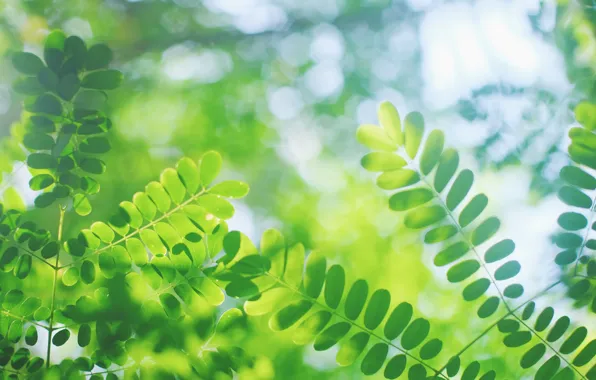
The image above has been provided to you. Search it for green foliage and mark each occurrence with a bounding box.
[11,31,121,214]
[0,30,594,380]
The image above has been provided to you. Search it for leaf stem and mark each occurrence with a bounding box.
[262,272,449,378]
[433,279,562,376]
[46,205,65,368]
[58,190,207,270]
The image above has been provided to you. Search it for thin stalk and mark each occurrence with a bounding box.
[58,189,207,270]
[262,272,449,379]
[46,205,65,368]
[433,280,562,377]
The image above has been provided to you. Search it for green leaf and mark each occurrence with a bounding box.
[176,157,200,194]
[197,194,235,219]
[29,174,55,191]
[313,322,350,351]
[336,331,369,366]
[62,267,79,286]
[80,137,110,154]
[361,343,388,375]
[459,194,488,228]
[78,324,91,347]
[494,260,521,281]
[73,194,92,216]
[209,181,250,198]
[378,101,402,145]
[12,52,44,75]
[57,73,80,100]
[344,279,368,320]
[41,242,59,259]
[364,289,390,329]
[304,251,326,299]
[377,169,419,190]
[557,212,588,231]
[31,94,62,115]
[407,364,426,379]
[86,44,113,70]
[25,326,38,346]
[461,361,480,380]
[560,166,596,190]
[64,35,87,69]
[52,329,70,346]
[534,307,554,332]
[245,288,291,316]
[404,205,446,229]
[161,168,186,204]
[419,338,443,360]
[159,293,182,319]
[91,221,115,242]
[447,260,479,283]
[384,354,407,379]
[404,112,424,159]
[133,192,157,221]
[361,152,406,172]
[558,186,592,209]
[384,302,413,340]
[446,169,474,210]
[293,310,332,345]
[284,243,305,289]
[503,331,532,347]
[14,255,32,279]
[73,89,107,110]
[573,339,596,366]
[425,225,458,243]
[356,124,396,151]
[484,239,515,263]
[434,148,459,193]
[200,151,222,186]
[401,318,430,350]
[324,264,345,309]
[269,299,312,331]
[434,241,470,266]
[389,188,433,211]
[534,356,560,379]
[13,77,44,95]
[477,297,499,318]
[80,260,96,284]
[146,182,171,213]
[34,193,56,208]
[140,229,167,257]
[504,284,524,299]
[81,69,122,90]
[23,133,54,151]
[575,101,596,130]
[420,129,444,175]
[560,327,587,354]
[471,217,500,246]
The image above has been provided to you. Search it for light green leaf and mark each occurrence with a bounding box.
[378,101,402,145]
[361,152,407,172]
[209,181,250,198]
[356,124,396,151]
[200,151,222,186]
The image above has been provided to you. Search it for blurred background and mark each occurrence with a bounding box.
[0,0,595,378]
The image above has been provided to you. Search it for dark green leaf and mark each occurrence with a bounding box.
[447,260,479,283]
[313,322,350,351]
[389,188,433,211]
[52,329,70,346]
[364,289,390,330]
[446,169,474,210]
[384,302,413,340]
[344,279,368,320]
[12,52,44,75]
[434,148,459,193]
[324,264,345,309]
[81,70,122,90]
[360,343,388,375]
[86,44,113,70]
[401,318,430,350]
